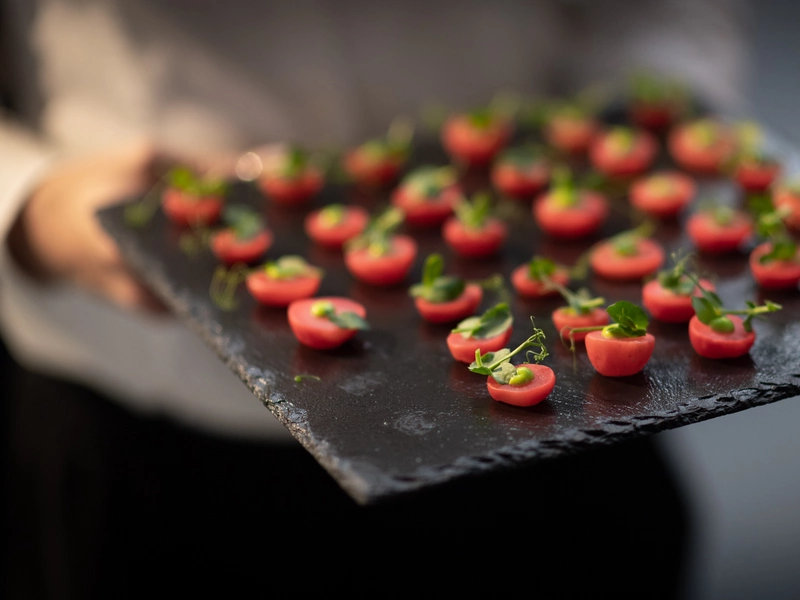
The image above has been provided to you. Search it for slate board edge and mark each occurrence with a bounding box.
[97,209,800,506]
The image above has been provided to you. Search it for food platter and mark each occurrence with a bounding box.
[97,103,800,506]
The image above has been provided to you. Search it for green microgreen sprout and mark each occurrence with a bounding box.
[654,251,702,296]
[409,253,466,303]
[209,263,249,311]
[345,206,404,257]
[454,191,494,230]
[605,126,636,155]
[310,300,370,331]
[562,300,649,353]
[498,143,551,169]
[550,165,578,207]
[628,69,688,106]
[687,119,724,148]
[755,207,797,264]
[222,204,265,241]
[264,255,321,280]
[451,302,513,341]
[404,165,457,200]
[526,255,558,283]
[604,220,656,257]
[294,374,322,383]
[319,203,346,227]
[279,146,311,179]
[124,176,165,228]
[687,275,782,333]
[167,165,228,198]
[467,317,548,386]
[550,280,606,317]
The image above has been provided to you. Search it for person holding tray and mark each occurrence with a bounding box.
[0,0,761,598]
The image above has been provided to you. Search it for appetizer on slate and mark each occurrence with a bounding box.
[391,165,461,228]
[210,204,273,266]
[629,170,696,220]
[588,126,658,179]
[447,302,514,364]
[772,179,800,231]
[442,191,508,258]
[511,255,571,299]
[542,102,600,155]
[533,167,610,239]
[490,144,551,200]
[161,165,226,227]
[668,118,737,175]
[686,203,754,254]
[550,284,609,344]
[748,208,800,290]
[288,297,369,350]
[641,253,715,323]
[304,203,370,249]
[730,122,781,194]
[344,207,417,286]
[468,317,555,407]
[688,280,781,359]
[258,145,324,205]
[246,255,323,307]
[589,224,665,282]
[626,70,688,131]
[441,105,513,167]
[409,253,482,324]
[343,118,413,188]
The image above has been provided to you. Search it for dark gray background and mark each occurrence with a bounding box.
[661,3,800,598]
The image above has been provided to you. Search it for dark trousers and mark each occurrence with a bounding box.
[2,337,694,599]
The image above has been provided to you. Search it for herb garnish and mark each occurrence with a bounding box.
[451,302,513,340]
[310,300,370,331]
[755,207,797,264]
[454,191,493,230]
[345,207,404,257]
[409,253,466,303]
[468,317,548,386]
[264,255,320,280]
[222,204,265,241]
[688,277,782,333]
[168,165,228,198]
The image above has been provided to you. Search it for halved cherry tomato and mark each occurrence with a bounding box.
[344,234,417,286]
[688,314,754,359]
[630,102,679,132]
[585,332,656,377]
[441,113,512,167]
[414,283,483,324]
[287,296,367,350]
[641,278,716,323]
[343,144,405,188]
[511,264,570,299]
[533,189,609,239]
[210,229,273,265]
[485,364,556,406]
[588,127,658,178]
[734,158,781,193]
[246,269,322,307]
[304,205,370,249]
[161,188,223,227]
[544,112,599,155]
[552,306,609,343]
[686,208,753,254]
[749,242,800,290]
[442,217,507,258]
[772,185,800,231]
[490,151,550,200]
[629,171,696,219]
[390,173,461,228]
[668,119,736,175]
[259,168,324,205]
[590,238,665,281]
[446,326,513,364]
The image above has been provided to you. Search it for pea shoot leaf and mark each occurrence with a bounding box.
[527,256,556,281]
[223,204,264,240]
[452,303,512,340]
[691,296,721,325]
[327,311,370,331]
[409,253,466,303]
[605,301,649,337]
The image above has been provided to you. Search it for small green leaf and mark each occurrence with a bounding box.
[452,303,513,340]
[422,253,443,288]
[409,253,466,303]
[265,255,315,279]
[692,296,720,325]
[527,256,556,282]
[327,311,370,330]
[605,301,649,336]
[489,362,518,385]
[223,204,264,240]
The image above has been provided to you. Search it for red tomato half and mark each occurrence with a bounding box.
[629,102,679,131]
[259,168,324,205]
[589,128,658,178]
[442,217,508,258]
[391,185,461,228]
[161,188,223,227]
[585,332,656,377]
[343,149,403,188]
[304,205,370,249]
[533,190,610,239]
[288,296,367,350]
[344,235,418,286]
[441,115,512,167]
[490,159,549,200]
[414,283,483,324]
[629,171,696,219]
[641,278,716,323]
[749,242,800,290]
[688,315,755,359]
[668,120,736,175]
[734,159,781,193]
[772,186,800,231]
[246,270,322,307]
[511,264,570,299]
[552,307,609,343]
[486,364,556,407]
[544,115,598,154]
[446,326,513,364]
[210,229,273,265]
[686,209,753,254]
[590,238,665,281]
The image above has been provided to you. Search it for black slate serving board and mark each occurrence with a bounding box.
[97,121,800,506]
